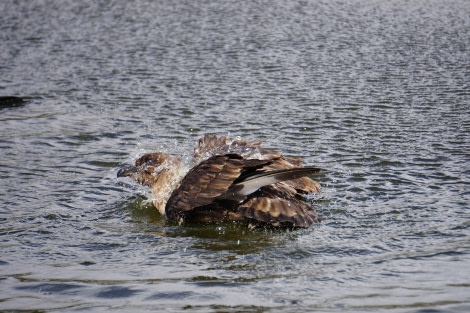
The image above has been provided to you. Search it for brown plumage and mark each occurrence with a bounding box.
[117,134,322,228]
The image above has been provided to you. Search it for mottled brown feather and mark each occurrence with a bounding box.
[238,185,320,227]
[165,154,270,221]
[250,154,321,195]
[194,134,264,161]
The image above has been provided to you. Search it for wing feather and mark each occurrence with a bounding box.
[227,167,321,199]
[165,154,269,220]
[238,185,320,228]
[258,155,321,194]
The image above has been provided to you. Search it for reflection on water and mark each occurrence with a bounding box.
[1,0,469,312]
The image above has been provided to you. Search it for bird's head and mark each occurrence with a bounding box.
[117,152,179,187]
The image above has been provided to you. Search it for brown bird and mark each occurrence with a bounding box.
[117,134,322,228]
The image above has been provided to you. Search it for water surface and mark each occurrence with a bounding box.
[1,0,469,312]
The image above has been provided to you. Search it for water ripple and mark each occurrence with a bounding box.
[1,0,469,312]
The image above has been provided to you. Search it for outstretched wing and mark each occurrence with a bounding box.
[193,134,264,162]
[193,134,230,159]
[165,154,269,221]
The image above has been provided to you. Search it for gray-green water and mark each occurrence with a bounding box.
[1,0,469,312]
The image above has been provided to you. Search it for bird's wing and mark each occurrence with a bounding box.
[225,167,321,200]
[165,154,269,221]
[260,156,321,194]
[193,134,230,159]
[193,134,264,161]
[238,185,320,228]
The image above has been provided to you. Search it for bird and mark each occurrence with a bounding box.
[117,134,322,228]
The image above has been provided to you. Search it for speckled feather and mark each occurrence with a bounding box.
[165,154,270,221]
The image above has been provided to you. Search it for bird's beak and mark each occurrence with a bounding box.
[117,166,138,178]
